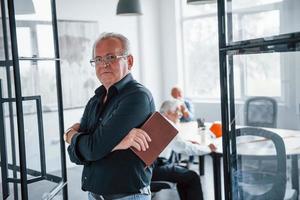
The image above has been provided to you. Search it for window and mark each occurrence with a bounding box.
[181,2,220,100]
[180,0,283,100]
[233,54,281,98]
[13,20,98,113]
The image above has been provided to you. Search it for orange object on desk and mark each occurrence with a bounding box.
[210,122,222,138]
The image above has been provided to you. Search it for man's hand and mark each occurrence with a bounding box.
[208,143,217,152]
[180,104,190,118]
[112,128,151,152]
[70,123,80,131]
[64,123,80,144]
[64,129,78,144]
[188,140,200,145]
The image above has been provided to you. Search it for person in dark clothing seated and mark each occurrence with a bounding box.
[152,100,216,200]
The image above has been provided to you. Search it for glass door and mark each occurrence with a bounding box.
[216,0,300,199]
[0,0,67,199]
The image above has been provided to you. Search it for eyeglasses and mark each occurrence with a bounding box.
[90,54,128,68]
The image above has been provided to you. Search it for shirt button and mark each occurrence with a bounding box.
[99,118,102,121]
[84,176,87,180]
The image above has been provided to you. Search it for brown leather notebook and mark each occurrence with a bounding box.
[131,112,178,166]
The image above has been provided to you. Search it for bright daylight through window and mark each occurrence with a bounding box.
[180,0,282,100]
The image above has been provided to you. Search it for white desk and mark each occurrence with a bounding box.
[213,126,300,155]
[215,126,300,200]
[178,122,300,200]
[178,122,300,155]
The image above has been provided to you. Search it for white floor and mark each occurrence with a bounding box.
[0,155,218,200]
[2,156,299,200]
[65,155,218,200]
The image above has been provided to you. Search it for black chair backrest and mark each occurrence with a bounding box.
[234,127,286,200]
[245,97,277,128]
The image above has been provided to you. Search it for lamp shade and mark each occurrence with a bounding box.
[187,0,216,5]
[15,0,35,14]
[116,0,142,16]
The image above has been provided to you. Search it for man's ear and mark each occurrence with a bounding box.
[127,55,133,70]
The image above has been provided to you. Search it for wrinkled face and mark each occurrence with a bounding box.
[171,88,182,99]
[94,37,133,89]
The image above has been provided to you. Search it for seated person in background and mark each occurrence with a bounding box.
[152,100,216,200]
[171,86,194,122]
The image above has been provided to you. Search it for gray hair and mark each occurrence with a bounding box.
[92,32,131,58]
[159,100,180,114]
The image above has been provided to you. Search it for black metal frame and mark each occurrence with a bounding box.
[51,0,69,198]
[0,0,68,199]
[216,0,232,200]
[216,0,300,199]
[0,80,9,199]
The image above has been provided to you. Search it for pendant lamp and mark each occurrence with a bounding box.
[116,0,142,16]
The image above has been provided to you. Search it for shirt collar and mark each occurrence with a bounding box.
[94,73,133,96]
[113,73,133,92]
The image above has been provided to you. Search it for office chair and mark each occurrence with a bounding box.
[244,96,277,128]
[234,127,297,200]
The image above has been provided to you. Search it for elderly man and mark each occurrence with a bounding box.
[171,86,194,122]
[64,32,155,200]
[152,100,216,200]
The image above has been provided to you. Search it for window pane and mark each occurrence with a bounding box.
[233,53,281,97]
[183,17,220,99]
[16,27,32,57]
[0,0,12,60]
[19,60,57,109]
[0,1,5,60]
[227,0,300,42]
[230,0,283,9]
[232,51,300,129]
[37,24,54,57]
[231,57,242,99]
[232,10,279,42]
[181,0,217,17]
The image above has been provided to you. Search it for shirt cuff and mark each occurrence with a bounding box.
[67,132,89,165]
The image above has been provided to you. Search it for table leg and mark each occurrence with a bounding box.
[199,155,205,176]
[212,153,222,200]
[291,155,299,196]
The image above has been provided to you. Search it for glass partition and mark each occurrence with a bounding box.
[0,0,67,199]
[226,0,300,43]
[213,0,300,199]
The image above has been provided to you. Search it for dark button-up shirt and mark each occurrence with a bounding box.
[67,73,155,195]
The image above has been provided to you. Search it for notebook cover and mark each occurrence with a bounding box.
[131,112,178,166]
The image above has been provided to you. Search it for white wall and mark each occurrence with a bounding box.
[136,0,163,107]
[159,0,183,101]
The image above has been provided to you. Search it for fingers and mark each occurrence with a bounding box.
[132,140,141,151]
[134,137,147,151]
[71,123,80,131]
[209,144,217,152]
[135,129,151,142]
[136,130,151,149]
[129,128,151,151]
